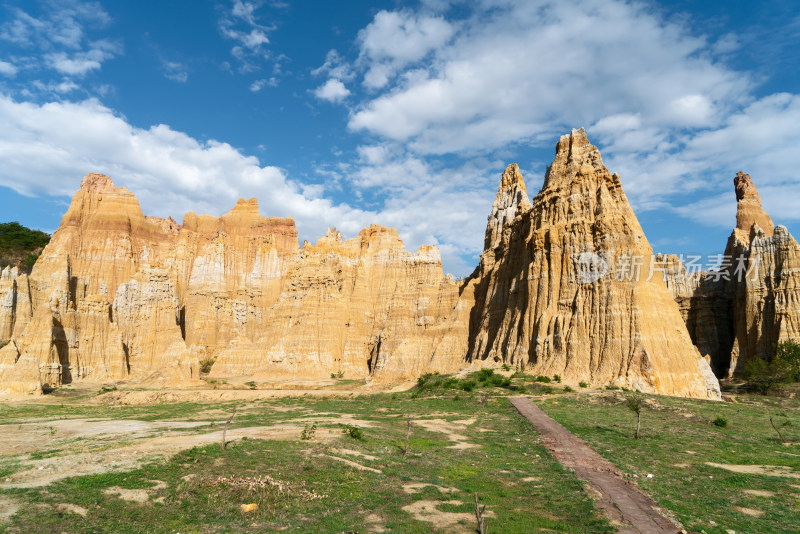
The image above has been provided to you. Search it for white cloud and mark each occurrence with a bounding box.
[357,10,455,89]
[312,49,353,81]
[0,60,17,76]
[250,77,277,91]
[219,0,276,74]
[0,2,118,80]
[0,94,377,247]
[348,0,748,156]
[313,79,350,103]
[162,61,188,83]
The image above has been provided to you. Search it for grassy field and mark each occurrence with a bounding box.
[0,380,610,533]
[536,387,800,534]
[0,372,798,533]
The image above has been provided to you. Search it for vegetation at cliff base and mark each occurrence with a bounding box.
[0,221,50,274]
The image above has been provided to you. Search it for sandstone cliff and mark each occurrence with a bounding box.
[0,174,463,395]
[463,129,720,399]
[0,132,729,399]
[664,172,800,377]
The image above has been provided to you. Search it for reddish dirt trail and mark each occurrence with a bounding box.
[510,397,681,534]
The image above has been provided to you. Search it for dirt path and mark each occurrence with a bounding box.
[509,397,680,534]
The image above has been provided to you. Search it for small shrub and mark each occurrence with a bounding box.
[605,385,620,390]
[713,417,728,428]
[461,380,477,392]
[410,392,419,399]
[579,381,589,388]
[342,424,363,440]
[96,385,117,395]
[534,375,551,383]
[245,381,257,390]
[331,373,336,379]
[553,374,561,383]
[517,385,527,394]
[443,377,459,389]
[563,385,573,393]
[501,363,511,371]
[477,369,495,382]
[452,394,460,401]
[336,370,344,378]
[199,357,216,374]
[542,386,554,395]
[301,423,317,440]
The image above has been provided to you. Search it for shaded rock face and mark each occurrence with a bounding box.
[463,129,720,399]
[0,176,463,395]
[661,256,733,377]
[664,172,800,377]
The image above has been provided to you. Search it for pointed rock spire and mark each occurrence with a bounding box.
[734,171,774,237]
[484,163,532,250]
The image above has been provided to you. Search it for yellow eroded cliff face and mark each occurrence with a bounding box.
[0,174,463,395]
[464,129,720,399]
[0,132,724,399]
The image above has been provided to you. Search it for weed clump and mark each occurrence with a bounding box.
[301,423,317,440]
[579,381,589,388]
[713,417,728,428]
[341,424,363,440]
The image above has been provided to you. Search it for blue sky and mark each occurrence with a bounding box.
[0,0,798,276]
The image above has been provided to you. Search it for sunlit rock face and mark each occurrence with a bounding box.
[663,172,800,378]
[0,131,735,400]
[0,174,463,396]
[462,129,720,399]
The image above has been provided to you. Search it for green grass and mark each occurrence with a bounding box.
[535,389,800,534]
[0,394,610,533]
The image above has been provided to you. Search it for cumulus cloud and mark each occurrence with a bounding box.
[348,0,748,156]
[356,10,455,89]
[0,94,377,245]
[314,79,350,103]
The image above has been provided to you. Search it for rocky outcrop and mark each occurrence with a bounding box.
[0,132,731,399]
[0,175,463,395]
[463,130,720,399]
[664,172,800,377]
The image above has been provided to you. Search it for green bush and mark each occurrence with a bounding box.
[553,374,561,383]
[460,380,477,392]
[534,375,551,383]
[713,417,728,428]
[501,363,511,371]
[342,424,363,440]
[542,386,554,395]
[563,385,573,393]
[579,381,589,388]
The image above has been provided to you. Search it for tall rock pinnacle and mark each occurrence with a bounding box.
[484,163,532,250]
[465,128,720,399]
[734,171,774,237]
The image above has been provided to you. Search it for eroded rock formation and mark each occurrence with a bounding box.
[0,132,726,399]
[664,171,800,377]
[462,129,719,399]
[0,174,463,395]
